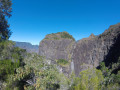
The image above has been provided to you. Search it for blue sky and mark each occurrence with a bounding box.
[9,0,120,45]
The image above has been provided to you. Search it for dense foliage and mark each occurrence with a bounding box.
[0,0,12,40]
[99,62,120,89]
[70,68,104,90]
[0,59,20,81]
[0,0,12,17]
[60,32,75,41]
[0,40,27,89]
[57,59,69,66]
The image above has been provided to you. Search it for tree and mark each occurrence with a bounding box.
[72,68,104,90]
[0,0,12,40]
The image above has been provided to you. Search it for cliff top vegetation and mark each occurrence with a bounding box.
[44,31,75,41]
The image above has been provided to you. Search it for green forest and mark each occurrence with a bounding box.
[0,0,120,90]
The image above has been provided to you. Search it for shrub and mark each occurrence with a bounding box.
[57,59,69,66]
[71,68,104,90]
[0,59,20,81]
[60,32,75,41]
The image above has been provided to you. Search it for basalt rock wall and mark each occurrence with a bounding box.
[39,23,120,76]
[39,32,75,76]
[72,23,120,75]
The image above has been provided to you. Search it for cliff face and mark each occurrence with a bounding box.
[39,23,120,76]
[39,32,75,76]
[39,32,75,60]
[72,23,120,75]
[39,39,74,60]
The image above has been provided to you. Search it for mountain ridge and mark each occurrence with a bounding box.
[14,41,39,54]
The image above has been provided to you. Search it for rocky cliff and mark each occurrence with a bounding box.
[39,32,75,76]
[72,23,120,75]
[39,23,120,76]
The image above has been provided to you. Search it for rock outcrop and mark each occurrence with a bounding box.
[72,23,120,75]
[39,32,75,76]
[39,23,120,76]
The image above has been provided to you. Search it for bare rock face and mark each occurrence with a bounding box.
[39,32,75,76]
[39,32,75,60]
[39,23,120,76]
[72,23,120,75]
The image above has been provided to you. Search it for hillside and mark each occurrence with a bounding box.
[1,0,120,89]
[15,41,39,54]
[0,23,120,90]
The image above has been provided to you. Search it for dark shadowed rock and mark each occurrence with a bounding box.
[72,23,120,75]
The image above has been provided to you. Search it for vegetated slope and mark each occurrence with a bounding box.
[15,41,39,54]
[39,23,120,76]
[0,24,120,90]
